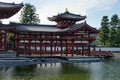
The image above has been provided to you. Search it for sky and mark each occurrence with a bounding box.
[0,0,120,28]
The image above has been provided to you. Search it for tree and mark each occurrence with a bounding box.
[107,27,116,46]
[108,14,119,46]
[116,27,120,46]
[20,3,40,24]
[99,14,120,47]
[99,16,109,46]
[116,19,120,46]
[110,14,119,28]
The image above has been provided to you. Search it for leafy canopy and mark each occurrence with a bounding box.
[20,3,40,24]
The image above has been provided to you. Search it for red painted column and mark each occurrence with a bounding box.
[0,32,2,50]
[88,41,91,56]
[76,45,78,55]
[71,40,74,56]
[68,43,70,55]
[17,40,19,56]
[39,33,42,55]
[50,41,53,55]
[13,32,16,51]
[0,32,1,48]
[54,42,56,55]
[24,38,26,55]
[34,38,37,55]
[39,40,42,56]
[16,33,20,56]
[66,40,68,56]
[88,32,90,56]
[4,32,7,51]
[60,40,62,56]
[81,46,83,56]
[29,40,31,55]
[45,40,47,55]
[50,35,52,55]
[29,32,33,55]
[24,40,27,55]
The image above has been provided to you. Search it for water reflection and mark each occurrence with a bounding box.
[0,67,14,80]
[60,63,90,80]
[101,58,120,80]
[89,62,103,80]
[0,57,120,80]
[90,58,120,80]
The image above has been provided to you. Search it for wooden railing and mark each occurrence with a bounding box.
[91,51,113,56]
[13,36,95,41]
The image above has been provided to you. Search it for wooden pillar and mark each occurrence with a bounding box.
[54,35,57,55]
[76,45,78,55]
[16,33,20,56]
[0,32,2,50]
[67,43,71,54]
[45,40,47,55]
[17,39,20,56]
[28,33,31,55]
[0,32,1,48]
[39,33,42,55]
[24,41,27,56]
[39,40,42,56]
[50,41,53,55]
[54,42,56,55]
[88,41,91,56]
[29,39,31,55]
[50,33,53,56]
[82,46,84,56]
[60,40,63,56]
[4,32,7,51]
[87,32,90,56]
[34,38,36,54]
[65,40,68,56]
[13,32,16,51]
[71,40,74,56]
[24,38,26,55]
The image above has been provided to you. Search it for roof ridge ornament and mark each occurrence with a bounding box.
[84,20,86,24]
[65,8,69,13]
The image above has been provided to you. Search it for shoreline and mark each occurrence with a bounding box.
[0,56,101,67]
[113,53,120,57]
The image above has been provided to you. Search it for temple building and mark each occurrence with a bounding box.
[0,2,23,52]
[0,2,23,19]
[0,2,99,56]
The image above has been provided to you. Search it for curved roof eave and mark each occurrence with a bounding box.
[0,2,24,19]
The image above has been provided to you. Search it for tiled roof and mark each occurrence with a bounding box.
[17,25,61,32]
[48,12,86,21]
[0,22,98,33]
[8,23,61,32]
[0,2,23,19]
[0,2,23,8]
[59,22,99,33]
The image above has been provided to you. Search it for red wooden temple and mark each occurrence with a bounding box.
[0,2,100,56]
[0,2,23,52]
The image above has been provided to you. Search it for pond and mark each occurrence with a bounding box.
[0,57,120,80]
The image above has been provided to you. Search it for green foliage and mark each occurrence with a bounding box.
[20,3,40,24]
[99,16,109,46]
[116,27,120,46]
[99,14,120,47]
[107,27,116,46]
[110,14,119,28]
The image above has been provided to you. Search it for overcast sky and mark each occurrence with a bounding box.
[0,0,119,28]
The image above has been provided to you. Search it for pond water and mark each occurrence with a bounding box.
[0,57,120,80]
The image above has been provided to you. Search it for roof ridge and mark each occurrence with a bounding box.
[0,1,23,5]
[10,22,56,27]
